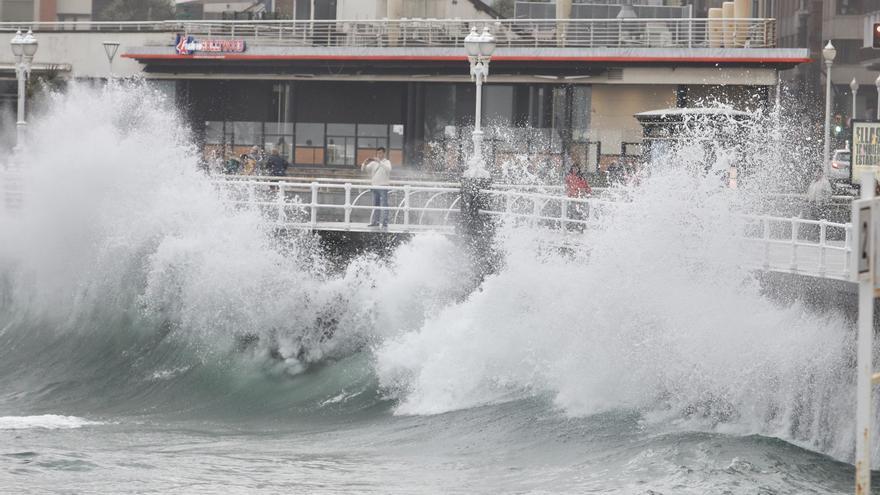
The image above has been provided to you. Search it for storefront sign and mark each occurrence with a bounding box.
[852,120,880,182]
[175,34,246,55]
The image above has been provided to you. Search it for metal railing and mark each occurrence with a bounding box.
[739,214,852,280]
[0,18,777,49]
[215,178,613,232]
[216,179,463,230]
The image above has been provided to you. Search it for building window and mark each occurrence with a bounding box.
[837,0,865,15]
[326,123,356,166]
[295,123,325,166]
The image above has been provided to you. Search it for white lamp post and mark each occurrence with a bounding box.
[11,29,38,152]
[851,78,860,123]
[875,74,880,120]
[822,40,836,174]
[463,26,496,178]
[102,41,120,76]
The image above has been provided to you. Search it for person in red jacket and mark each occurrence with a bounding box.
[564,165,591,230]
[565,165,592,197]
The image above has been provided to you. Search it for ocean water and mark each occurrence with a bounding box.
[0,82,872,494]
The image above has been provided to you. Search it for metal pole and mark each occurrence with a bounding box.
[15,62,26,151]
[875,74,880,120]
[472,67,483,170]
[824,59,833,175]
[855,171,875,495]
[852,78,860,123]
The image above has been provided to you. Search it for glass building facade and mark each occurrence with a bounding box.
[182,79,593,171]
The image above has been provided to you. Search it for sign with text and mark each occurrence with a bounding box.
[852,121,880,183]
[175,34,246,56]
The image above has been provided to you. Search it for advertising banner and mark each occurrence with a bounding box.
[852,120,880,182]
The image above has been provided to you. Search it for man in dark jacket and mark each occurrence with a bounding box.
[265,148,289,176]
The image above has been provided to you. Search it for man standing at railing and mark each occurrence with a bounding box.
[362,147,392,227]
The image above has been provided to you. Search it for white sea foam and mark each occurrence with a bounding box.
[0,415,102,430]
[375,128,859,462]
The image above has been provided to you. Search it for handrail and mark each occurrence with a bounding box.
[215,178,852,281]
[0,17,778,49]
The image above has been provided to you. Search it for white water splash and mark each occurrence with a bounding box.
[0,415,102,430]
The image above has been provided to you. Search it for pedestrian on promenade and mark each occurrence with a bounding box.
[222,145,241,174]
[362,147,392,227]
[265,147,289,176]
[242,145,264,175]
[564,164,591,230]
[565,164,592,198]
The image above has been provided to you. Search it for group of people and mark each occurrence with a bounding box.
[222,145,290,177]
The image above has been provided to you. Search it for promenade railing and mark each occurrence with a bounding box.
[0,18,777,50]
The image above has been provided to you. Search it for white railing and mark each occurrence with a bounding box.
[215,178,611,232]
[481,188,617,230]
[0,18,777,49]
[739,214,852,280]
[216,179,855,281]
[216,179,462,231]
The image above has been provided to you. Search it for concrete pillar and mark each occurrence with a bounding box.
[556,0,572,47]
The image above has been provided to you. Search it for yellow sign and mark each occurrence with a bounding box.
[853,121,880,181]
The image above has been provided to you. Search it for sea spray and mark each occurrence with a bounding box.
[375,110,865,464]
[0,82,473,416]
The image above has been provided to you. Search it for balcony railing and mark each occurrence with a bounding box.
[0,18,777,50]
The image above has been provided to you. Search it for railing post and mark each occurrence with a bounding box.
[818,220,827,277]
[310,181,318,226]
[790,217,798,271]
[532,198,540,227]
[561,199,568,231]
[344,182,352,227]
[762,217,770,269]
[403,185,411,227]
[844,223,852,275]
[276,182,286,224]
[688,17,693,48]
[248,181,256,207]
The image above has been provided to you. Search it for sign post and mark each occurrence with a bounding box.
[853,172,877,495]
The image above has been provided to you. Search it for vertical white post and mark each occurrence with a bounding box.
[276,183,286,223]
[403,185,411,226]
[531,198,540,228]
[344,182,351,227]
[819,219,827,277]
[763,217,771,269]
[790,217,798,271]
[856,172,875,495]
[561,199,568,231]
[823,43,835,174]
[310,181,318,226]
[15,65,26,150]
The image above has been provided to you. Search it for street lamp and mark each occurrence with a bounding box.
[10,29,38,152]
[851,78,859,124]
[463,26,495,178]
[822,40,836,174]
[102,41,120,76]
[875,74,880,120]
